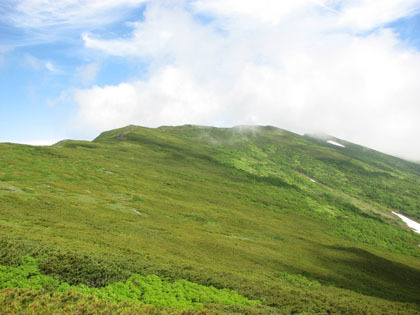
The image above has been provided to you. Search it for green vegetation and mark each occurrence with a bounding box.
[0,256,259,311]
[0,288,213,314]
[0,124,420,314]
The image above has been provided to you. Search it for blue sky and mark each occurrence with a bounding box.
[0,0,149,142]
[1,0,420,160]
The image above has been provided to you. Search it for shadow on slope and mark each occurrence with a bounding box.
[310,245,420,305]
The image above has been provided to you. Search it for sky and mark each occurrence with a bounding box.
[1,0,420,160]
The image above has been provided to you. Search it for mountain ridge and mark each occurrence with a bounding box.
[1,124,420,314]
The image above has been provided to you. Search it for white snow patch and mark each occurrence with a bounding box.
[392,211,420,234]
[302,174,317,183]
[327,140,346,148]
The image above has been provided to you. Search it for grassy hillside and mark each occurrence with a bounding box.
[0,124,419,314]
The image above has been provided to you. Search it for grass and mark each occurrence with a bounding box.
[0,124,419,314]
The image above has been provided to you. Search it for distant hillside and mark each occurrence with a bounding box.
[1,125,419,314]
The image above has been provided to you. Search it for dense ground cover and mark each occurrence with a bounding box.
[0,125,419,314]
[0,256,260,312]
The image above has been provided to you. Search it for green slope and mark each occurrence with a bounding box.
[0,124,419,314]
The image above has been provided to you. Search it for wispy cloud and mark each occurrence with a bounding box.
[0,46,12,67]
[23,54,43,70]
[23,54,58,73]
[74,62,100,86]
[192,0,332,24]
[192,0,420,30]
[2,0,148,30]
[45,61,57,73]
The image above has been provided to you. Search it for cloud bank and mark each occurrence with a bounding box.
[64,1,420,159]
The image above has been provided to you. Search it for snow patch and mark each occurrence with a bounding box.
[392,211,420,234]
[327,140,346,148]
[302,173,317,183]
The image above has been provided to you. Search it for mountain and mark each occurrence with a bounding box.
[0,125,419,314]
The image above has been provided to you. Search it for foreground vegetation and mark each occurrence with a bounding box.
[0,256,260,313]
[0,288,216,314]
[0,125,419,314]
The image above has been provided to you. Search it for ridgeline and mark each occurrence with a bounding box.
[1,125,419,314]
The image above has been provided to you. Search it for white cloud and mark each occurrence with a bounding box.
[45,61,57,72]
[74,62,99,85]
[3,0,148,29]
[192,0,324,24]
[12,139,60,146]
[193,0,420,30]
[74,66,221,131]
[338,0,420,31]
[23,54,58,73]
[74,0,420,160]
